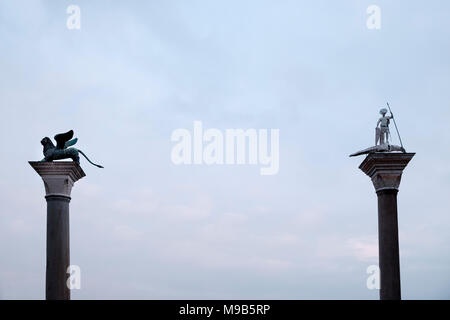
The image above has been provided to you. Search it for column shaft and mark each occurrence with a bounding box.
[376,189,401,300]
[46,195,71,300]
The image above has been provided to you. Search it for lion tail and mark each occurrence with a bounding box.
[78,150,104,168]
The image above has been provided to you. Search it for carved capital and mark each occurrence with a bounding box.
[29,161,85,198]
[359,153,415,192]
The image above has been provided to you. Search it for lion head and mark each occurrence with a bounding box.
[41,137,55,148]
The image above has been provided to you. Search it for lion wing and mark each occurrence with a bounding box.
[64,138,78,148]
[54,130,74,149]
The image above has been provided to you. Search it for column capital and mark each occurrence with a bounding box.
[359,152,415,192]
[29,161,86,198]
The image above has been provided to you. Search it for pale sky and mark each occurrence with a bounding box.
[0,0,449,299]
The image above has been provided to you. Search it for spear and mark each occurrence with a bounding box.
[386,102,404,149]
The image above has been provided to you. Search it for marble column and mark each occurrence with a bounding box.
[29,161,85,300]
[359,152,415,300]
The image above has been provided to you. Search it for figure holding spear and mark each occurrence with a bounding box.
[350,104,405,157]
[375,108,393,145]
[375,103,404,150]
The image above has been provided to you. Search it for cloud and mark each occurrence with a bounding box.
[347,237,378,262]
[7,219,33,235]
[112,225,143,242]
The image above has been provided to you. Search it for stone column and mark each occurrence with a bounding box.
[359,152,414,300]
[29,161,85,300]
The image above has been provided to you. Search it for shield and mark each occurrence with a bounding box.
[375,127,381,145]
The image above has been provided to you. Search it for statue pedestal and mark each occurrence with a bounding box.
[29,161,85,300]
[359,152,415,300]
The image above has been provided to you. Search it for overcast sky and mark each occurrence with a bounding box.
[1,0,449,299]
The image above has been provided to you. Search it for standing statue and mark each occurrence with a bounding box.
[375,108,393,145]
[40,130,104,168]
[350,104,405,157]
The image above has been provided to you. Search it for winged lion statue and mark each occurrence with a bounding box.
[40,130,104,168]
